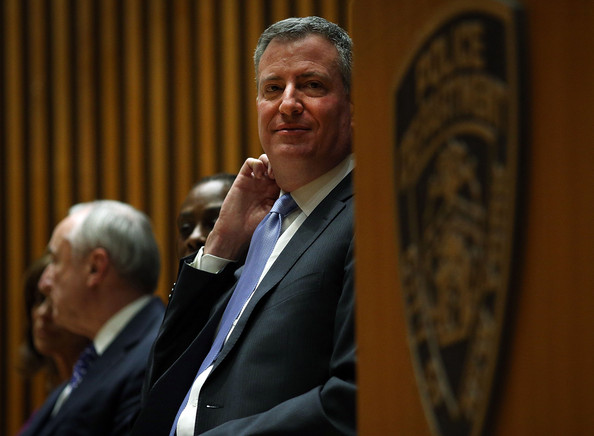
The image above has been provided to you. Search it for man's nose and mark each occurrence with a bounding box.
[186,225,207,252]
[38,267,52,296]
[279,85,303,115]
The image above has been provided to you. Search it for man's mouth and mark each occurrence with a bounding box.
[275,125,310,134]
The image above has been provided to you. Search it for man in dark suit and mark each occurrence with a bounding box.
[133,16,356,435]
[20,200,165,436]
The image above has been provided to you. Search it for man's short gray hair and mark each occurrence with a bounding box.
[253,16,353,94]
[67,200,161,293]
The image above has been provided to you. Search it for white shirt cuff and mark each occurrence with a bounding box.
[188,246,232,273]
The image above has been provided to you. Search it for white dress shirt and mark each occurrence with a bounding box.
[51,295,152,415]
[175,155,354,435]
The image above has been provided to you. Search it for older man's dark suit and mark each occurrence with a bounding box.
[133,174,355,435]
[19,297,165,436]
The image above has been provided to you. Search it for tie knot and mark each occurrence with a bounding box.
[270,193,298,217]
[80,344,98,363]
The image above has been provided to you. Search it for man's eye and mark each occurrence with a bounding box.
[179,223,193,237]
[264,84,282,94]
[303,81,326,95]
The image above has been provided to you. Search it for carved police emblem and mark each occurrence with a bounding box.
[393,1,523,435]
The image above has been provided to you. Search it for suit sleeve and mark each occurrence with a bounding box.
[200,237,356,436]
[142,261,238,396]
[109,368,147,436]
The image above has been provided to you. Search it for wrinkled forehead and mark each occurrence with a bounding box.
[261,34,336,61]
[257,35,340,83]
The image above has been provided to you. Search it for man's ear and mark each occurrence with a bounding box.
[87,247,109,287]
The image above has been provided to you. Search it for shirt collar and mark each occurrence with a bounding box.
[288,154,354,216]
[93,295,152,355]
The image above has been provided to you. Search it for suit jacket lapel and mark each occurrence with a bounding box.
[139,300,229,435]
[213,174,353,368]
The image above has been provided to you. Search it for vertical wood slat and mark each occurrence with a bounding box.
[320,0,341,24]
[221,0,242,172]
[99,0,121,200]
[172,0,194,213]
[123,0,146,210]
[75,0,98,202]
[4,1,27,434]
[245,0,264,159]
[271,0,291,22]
[196,0,218,177]
[51,0,74,221]
[27,0,51,412]
[123,0,148,211]
[148,0,171,296]
[296,0,316,17]
[29,0,51,257]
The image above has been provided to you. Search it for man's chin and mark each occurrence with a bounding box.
[268,143,314,159]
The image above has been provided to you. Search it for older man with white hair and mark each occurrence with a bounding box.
[20,200,165,436]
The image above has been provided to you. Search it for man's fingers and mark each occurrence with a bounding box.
[258,154,275,180]
[245,157,268,179]
[245,155,275,180]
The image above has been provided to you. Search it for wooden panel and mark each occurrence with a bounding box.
[196,0,218,176]
[123,0,147,210]
[221,0,242,172]
[244,1,265,159]
[296,0,316,17]
[99,0,122,200]
[319,0,341,23]
[29,0,52,256]
[147,0,171,295]
[171,0,194,211]
[351,2,429,432]
[351,0,594,435]
[270,0,291,22]
[75,0,99,202]
[493,1,594,434]
[51,0,75,218]
[3,0,27,432]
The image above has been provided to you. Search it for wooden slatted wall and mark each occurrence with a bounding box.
[0,1,350,434]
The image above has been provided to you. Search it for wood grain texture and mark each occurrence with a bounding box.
[352,0,594,434]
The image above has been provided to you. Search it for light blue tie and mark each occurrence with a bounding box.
[170,193,298,435]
